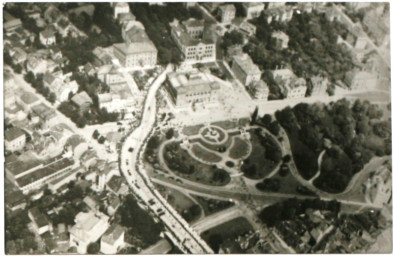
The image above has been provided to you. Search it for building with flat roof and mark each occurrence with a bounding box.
[165,70,220,108]
[113,42,157,68]
[113,2,130,19]
[218,4,236,24]
[170,19,216,63]
[28,207,53,235]
[5,127,26,152]
[272,68,307,99]
[71,91,93,112]
[69,211,110,253]
[231,53,261,86]
[100,224,125,254]
[6,190,27,211]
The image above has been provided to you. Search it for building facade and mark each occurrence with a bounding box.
[231,53,262,86]
[113,42,157,68]
[218,4,236,24]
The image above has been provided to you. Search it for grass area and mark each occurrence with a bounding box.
[193,196,235,216]
[191,136,233,152]
[349,91,391,103]
[182,124,204,136]
[269,170,305,195]
[229,137,250,160]
[163,142,230,186]
[241,130,282,179]
[211,120,238,130]
[201,217,254,253]
[191,144,222,163]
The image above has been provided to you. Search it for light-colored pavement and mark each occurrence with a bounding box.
[119,64,214,254]
[140,239,172,254]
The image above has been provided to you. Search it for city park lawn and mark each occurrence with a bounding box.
[229,137,251,160]
[241,130,282,180]
[192,196,235,216]
[163,142,230,186]
[182,124,204,136]
[191,144,222,163]
[201,217,254,253]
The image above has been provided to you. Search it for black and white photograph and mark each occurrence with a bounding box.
[3,1,392,254]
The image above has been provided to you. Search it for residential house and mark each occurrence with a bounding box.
[272,31,289,49]
[44,5,62,23]
[106,193,121,216]
[113,42,157,68]
[264,6,294,24]
[107,175,129,196]
[17,91,40,111]
[114,2,130,19]
[231,18,256,37]
[69,211,110,253]
[87,160,118,191]
[40,26,56,46]
[100,224,125,254]
[5,127,26,152]
[31,103,57,129]
[71,91,93,112]
[242,3,266,20]
[84,62,96,76]
[218,4,236,24]
[344,69,378,90]
[272,68,307,98]
[182,18,205,39]
[6,190,27,211]
[4,11,22,33]
[11,47,27,64]
[26,55,57,75]
[231,53,262,86]
[92,47,113,66]
[165,70,220,108]
[249,80,269,101]
[170,19,216,63]
[28,207,53,235]
[309,75,329,96]
[118,12,136,25]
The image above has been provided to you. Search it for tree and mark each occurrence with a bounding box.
[251,106,259,125]
[282,154,291,163]
[13,64,22,74]
[48,92,56,103]
[92,129,100,139]
[87,242,100,254]
[268,121,281,136]
[98,136,106,144]
[165,128,174,140]
[147,136,160,149]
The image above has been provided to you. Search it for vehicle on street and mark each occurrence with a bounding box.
[128,147,134,152]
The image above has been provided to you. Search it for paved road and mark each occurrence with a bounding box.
[119,65,213,254]
[140,239,172,254]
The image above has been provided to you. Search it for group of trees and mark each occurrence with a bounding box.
[275,99,391,193]
[256,114,281,136]
[4,52,23,74]
[164,143,196,175]
[5,211,38,254]
[24,72,57,103]
[256,178,281,192]
[119,195,164,246]
[129,3,203,64]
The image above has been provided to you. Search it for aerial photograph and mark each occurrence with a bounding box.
[3,1,391,254]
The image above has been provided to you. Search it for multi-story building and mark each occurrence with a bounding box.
[5,127,26,152]
[28,207,53,235]
[113,42,157,68]
[218,4,236,24]
[31,103,57,129]
[182,18,205,39]
[231,53,261,86]
[272,68,307,99]
[69,211,110,254]
[364,166,391,207]
[165,70,220,108]
[264,6,294,24]
[266,2,286,9]
[242,3,265,20]
[344,69,378,90]
[39,26,56,46]
[71,91,93,112]
[272,31,289,49]
[170,20,216,63]
[309,76,329,96]
[113,2,130,19]
[250,80,269,101]
[100,224,125,254]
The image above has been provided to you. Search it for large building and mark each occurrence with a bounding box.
[182,18,205,39]
[231,53,261,86]
[218,4,236,24]
[242,3,265,20]
[165,71,220,108]
[250,80,269,101]
[100,224,125,254]
[170,19,216,63]
[113,2,130,19]
[272,68,307,99]
[344,69,378,90]
[69,211,110,253]
[28,207,53,235]
[113,42,157,68]
[309,76,329,96]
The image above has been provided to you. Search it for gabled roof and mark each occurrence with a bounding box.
[29,207,51,228]
[71,91,93,107]
[40,26,56,38]
[5,127,25,142]
[101,224,124,245]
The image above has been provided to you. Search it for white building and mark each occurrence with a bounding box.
[218,4,236,24]
[344,69,378,90]
[242,3,265,20]
[309,76,329,96]
[272,31,289,49]
[113,42,157,68]
[113,2,130,19]
[39,26,56,46]
[231,53,261,86]
[272,68,307,99]
[365,166,391,207]
[250,80,269,101]
[69,211,110,254]
[28,207,53,235]
[100,224,125,254]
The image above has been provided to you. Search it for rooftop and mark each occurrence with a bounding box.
[182,18,204,28]
[71,91,93,107]
[232,53,261,76]
[29,207,50,228]
[31,103,56,121]
[171,21,214,46]
[101,224,124,245]
[167,71,221,94]
[40,26,56,38]
[113,42,157,55]
[5,127,25,142]
[20,91,40,105]
[5,152,42,177]
[107,175,126,193]
[219,4,236,12]
[16,158,74,188]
